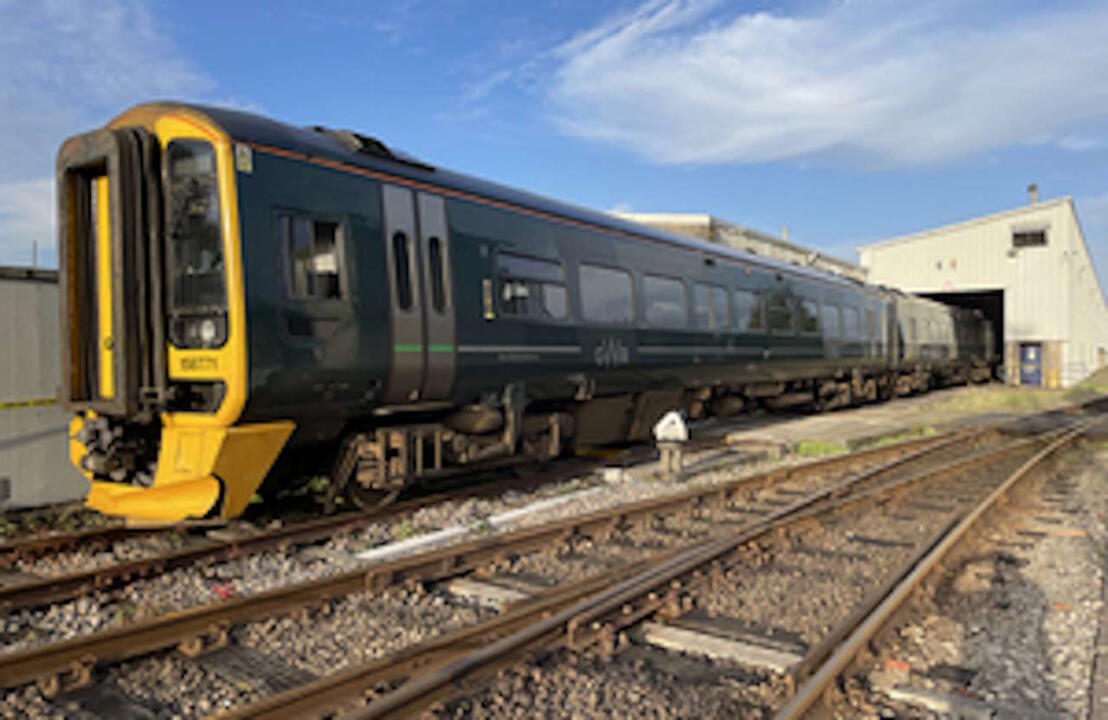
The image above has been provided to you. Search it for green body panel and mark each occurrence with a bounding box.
[198,102,988,454]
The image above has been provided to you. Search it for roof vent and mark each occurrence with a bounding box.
[1027,183,1038,205]
[309,126,434,172]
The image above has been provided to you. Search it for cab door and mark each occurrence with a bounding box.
[381,185,456,403]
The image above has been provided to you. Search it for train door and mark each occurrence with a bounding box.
[381,184,456,403]
[416,193,455,399]
[1019,343,1042,387]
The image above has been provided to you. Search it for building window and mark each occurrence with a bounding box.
[692,283,729,330]
[1012,229,1047,248]
[643,274,687,328]
[733,289,765,332]
[580,263,633,324]
[282,215,343,300]
[496,252,567,321]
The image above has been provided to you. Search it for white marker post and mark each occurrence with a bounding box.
[653,410,689,476]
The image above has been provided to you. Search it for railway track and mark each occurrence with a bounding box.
[774,417,1106,719]
[0,453,619,614]
[0,412,952,617]
[204,411,1094,719]
[0,420,980,709]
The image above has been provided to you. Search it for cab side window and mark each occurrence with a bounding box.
[281,215,343,300]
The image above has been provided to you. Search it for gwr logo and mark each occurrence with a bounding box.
[593,337,629,368]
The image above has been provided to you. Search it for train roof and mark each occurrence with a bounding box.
[126,102,867,293]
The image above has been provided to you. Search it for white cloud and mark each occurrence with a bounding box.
[549,1,1108,166]
[0,0,212,266]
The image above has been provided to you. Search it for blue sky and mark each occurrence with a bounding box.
[2,0,1107,293]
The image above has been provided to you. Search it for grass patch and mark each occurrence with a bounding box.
[794,439,848,457]
[394,518,415,540]
[922,372,1108,416]
[869,426,939,448]
[472,519,494,536]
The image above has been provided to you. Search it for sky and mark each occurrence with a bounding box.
[2,0,1107,294]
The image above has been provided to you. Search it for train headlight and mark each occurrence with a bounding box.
[199,318,218,345]
[174,314,227,349]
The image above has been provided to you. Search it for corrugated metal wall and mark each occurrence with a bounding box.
[859,199,1108,387]
[0,268,88,508]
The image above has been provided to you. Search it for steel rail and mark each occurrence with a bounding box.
[772,418,1099,720]
[340,432,1052,720]
[0,454,617,614]
[211,427,1052,719]
[0,428,967,695]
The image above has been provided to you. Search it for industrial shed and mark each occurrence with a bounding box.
[0,266,88,508]
[615,213,866,282]
[858,195,1108,388]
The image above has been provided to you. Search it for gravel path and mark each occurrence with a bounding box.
[844,445,1108,719]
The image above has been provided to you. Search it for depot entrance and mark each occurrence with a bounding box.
[919,289,1004,367]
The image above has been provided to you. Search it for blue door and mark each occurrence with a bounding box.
[1019,343,1042,386]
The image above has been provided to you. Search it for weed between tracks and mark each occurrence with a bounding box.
[795,439,849,457]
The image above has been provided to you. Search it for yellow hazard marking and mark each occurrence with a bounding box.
[95,175,114,399]
[0,397,57,411]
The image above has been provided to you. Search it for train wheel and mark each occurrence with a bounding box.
[345,483,400,510]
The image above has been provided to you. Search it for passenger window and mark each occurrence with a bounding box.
[713,287,729,329]
[768,295,794,334]
[692,284,710,329]
[580,264,633,324]
[693,283,728,330]
[799,300,819,334]
[282,215,343,300]
[643,274,687,328]
[496,252,567,321]
[392,231,412,310]
[821,304,841,338]
[866,309,875,341]
[843,307,860,339]
[733,289,765,332]
[428,236,446,313]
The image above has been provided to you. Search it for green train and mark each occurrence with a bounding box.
[57,103,995,523]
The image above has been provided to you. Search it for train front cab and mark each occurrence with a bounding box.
[59,106,293,524]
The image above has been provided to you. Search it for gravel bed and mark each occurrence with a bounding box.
[0,503,114,546]
[0,434,957,718]
[0,448,795,657]
[237,586,496,677]
[436,646,792,719]
[844,446,1108,719]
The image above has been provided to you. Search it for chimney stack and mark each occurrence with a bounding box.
[1028,183,1039,205]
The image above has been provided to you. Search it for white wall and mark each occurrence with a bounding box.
[859,199,1108,387]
